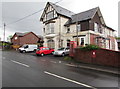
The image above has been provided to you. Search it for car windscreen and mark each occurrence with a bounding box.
[22,45,28,48]
[37,48,41,50]
[58,48,65,50]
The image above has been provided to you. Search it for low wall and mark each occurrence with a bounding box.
[73,48,120,67]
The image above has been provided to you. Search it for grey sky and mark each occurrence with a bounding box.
[0,0,119,41]
[118,1,120,37]
[2,2,45,36]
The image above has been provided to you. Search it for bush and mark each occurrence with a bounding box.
[79,44,100,50]
[64,56,73,61]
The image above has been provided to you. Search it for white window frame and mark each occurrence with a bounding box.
[46,23,55,34]
[77,24,81,32]
[94,22,99,32]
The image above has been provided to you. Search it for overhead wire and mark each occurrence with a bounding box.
[6,0,63,26]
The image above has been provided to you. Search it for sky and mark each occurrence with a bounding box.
[0,0,119,41]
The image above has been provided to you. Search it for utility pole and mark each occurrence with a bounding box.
[59,16,61,48]
[76,14,79,46]
[3,23,6,42]
[3,23,6,50]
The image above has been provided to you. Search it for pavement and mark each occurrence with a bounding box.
[65,61,120,75]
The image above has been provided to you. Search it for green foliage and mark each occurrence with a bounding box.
[64,56,73,61]
[0,43,10,46]
[115,37,120,39]
[79,44,100,50]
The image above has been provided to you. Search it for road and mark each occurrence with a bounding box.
[2,50,119,88]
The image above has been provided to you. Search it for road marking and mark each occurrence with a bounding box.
[58,61,62,63]
[44,71,96,89]
[50,61,57,63]
[11,60,30,68]
[65,64,77,67]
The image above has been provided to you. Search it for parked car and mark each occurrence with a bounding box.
[36,47,54,56]
[19,44,38,53]
[53,47,70,57]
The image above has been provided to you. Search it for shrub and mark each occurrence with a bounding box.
[79,44,100,50]
[64,56,73,61]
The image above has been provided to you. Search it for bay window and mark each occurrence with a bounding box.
[46,23,55,34]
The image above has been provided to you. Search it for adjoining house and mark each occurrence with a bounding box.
[40,2,117,51]
[116,39,120,50]
[11,32,43,47]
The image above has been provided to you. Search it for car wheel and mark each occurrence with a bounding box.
[23,50,26,53]
[34,49,36,52]
[41,53,44,57]
[62,53,65,57]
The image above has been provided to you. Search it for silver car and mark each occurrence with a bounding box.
[53,48,70,56]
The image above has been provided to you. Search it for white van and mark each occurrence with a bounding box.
[19,44,38,53]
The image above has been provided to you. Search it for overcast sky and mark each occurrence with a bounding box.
[0,0,119,41]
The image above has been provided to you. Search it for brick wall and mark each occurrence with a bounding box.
[74,48,120,67]
[20,33,39,45]
[11,34,20,45]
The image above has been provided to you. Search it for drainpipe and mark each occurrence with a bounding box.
[59,15,61,48]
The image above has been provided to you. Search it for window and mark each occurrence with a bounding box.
[94,22,99,32]
[51,23,54,33]
[46,11,54,20]
[67,39,70,48]
[99,25,103,34]
[46,48,50,50]
[42,48,46,50]
[67,26,70,33]
[60,40,63,48]
[80,38,84,45]
[43,28,45,33]
[15,37,18,40]
[47,39,55,48]
[77,24,81,32]
[95,38,99,45]
[46,23,54,34]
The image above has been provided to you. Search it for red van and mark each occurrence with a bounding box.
[36,47,54,56]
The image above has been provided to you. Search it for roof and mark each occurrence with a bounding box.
[15,32,30,36]
[65,7,99,26]
[40,2,75,20]
[103,25,116,31]
[49,2,75,18]
[12,32,42,39]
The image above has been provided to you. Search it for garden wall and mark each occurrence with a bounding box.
[74,48,120,67]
